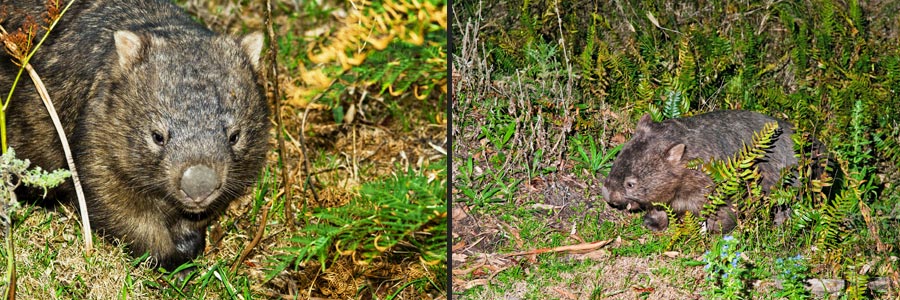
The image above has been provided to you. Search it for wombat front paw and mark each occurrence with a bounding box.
[643,210,669,231]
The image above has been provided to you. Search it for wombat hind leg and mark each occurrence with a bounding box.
[706,206,737,233]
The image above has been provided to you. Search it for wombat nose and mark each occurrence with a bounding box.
[181,165,218,201]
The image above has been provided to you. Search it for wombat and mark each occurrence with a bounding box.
[601,110,798,233]
[1,0,269,269]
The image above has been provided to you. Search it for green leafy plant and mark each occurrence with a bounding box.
[648,89,690,122]
[293,0,447,122]
[269,164,446,275]
[571,133,621,178]
[1,147,71,298]
[701,235,750,299]
[694,122,779,227]
[665,208,703,251]
[773,255,812,299]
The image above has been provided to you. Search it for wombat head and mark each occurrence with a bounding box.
[601,114,690,211]
[87,30,269,214]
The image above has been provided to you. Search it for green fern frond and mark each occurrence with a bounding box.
[697,122,780,219]
[666,209,702,251]
[676,36,696,92]
[874,127,899,165]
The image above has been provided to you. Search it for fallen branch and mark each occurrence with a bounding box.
[504,238,613,257]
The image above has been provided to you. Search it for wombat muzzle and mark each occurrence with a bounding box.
[181,165,218,202]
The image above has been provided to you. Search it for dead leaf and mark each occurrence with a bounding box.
[612,133,626,145]
[464,279,489,289]
[532,203,562,210]
[452,254,468,265]
[646,11,661,29]
[553,287,578,300]
[451,240,466,252]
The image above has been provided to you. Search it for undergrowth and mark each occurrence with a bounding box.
[290,0,447,124]
[270,162,446,288]
[454,0,899,298]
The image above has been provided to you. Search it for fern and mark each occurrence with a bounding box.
[268,165,446,277]
[873,126,899,169]
[666,208,702,251]
[676,36,696,93]
[843,259,869,299]
[296,0,446,114]
[696,122,780,223]
[816,186,857,249]
[815,0,835,57]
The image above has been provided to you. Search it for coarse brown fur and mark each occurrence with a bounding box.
[601,110,798,233]
[1,0,269,269]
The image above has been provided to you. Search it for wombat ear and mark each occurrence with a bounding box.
[239,32,264,70]
[666,144,685,164]
[114,31,144,69]
[636,114,653,135]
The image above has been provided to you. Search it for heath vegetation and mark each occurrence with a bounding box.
[452,0,898,299]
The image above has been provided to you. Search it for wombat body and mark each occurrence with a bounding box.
[1,0,269,269]
[601,110,798,233]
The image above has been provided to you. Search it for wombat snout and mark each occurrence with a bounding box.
[601,185,640,212]
[180,165,219,203]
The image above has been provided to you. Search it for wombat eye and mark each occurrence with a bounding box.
[624,177,637,189]
[151,131,166,146]
[228,131,240,146]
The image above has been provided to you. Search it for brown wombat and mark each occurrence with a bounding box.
[601,110,798,233]
[1,0,269,269]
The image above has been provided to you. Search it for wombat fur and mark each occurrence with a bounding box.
[1,0,269,269]
[601,110,798,233]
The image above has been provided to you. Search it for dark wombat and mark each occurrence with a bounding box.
[601,110,798,233]
[1,0,269,269]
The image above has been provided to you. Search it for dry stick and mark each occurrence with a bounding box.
[265,0,293,228]
[230,194,275,273]
[24,64,92,253]
[504,239,613,257]
[228,0,291,274]
[4,193,17,300]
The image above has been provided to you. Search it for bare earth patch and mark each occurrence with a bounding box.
[453,171,704,299]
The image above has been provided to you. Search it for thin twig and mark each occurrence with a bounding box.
[504,239,613,257]
[264,0,293,228]
[4,192,16,300]
[229,190,278,274]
